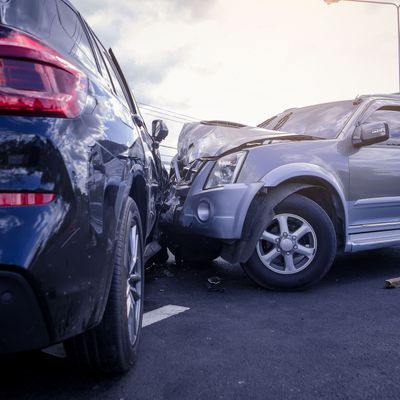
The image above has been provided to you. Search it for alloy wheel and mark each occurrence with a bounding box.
[256,213,317,275]
[126,223,142,346]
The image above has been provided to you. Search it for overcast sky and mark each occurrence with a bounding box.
[73,0,399,147]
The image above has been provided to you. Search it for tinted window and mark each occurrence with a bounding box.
[57,0,77,37]
[103,54,126,100]
[2,0,97,72]
[92,36,130,109]
[258,101,357,139]
[3,0,58,43]
[90,36,115,90]
[56,1,97,71]
[364,106,400,145]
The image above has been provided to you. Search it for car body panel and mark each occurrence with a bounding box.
[163,94,400,262]
[0,0,165,352]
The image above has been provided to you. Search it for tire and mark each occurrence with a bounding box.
[64,197,144,374]
[243,194,336,290]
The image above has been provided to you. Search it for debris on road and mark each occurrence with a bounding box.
[385,277,400,289]
[162,269,175,278]
[206,276,225,293]
[41,344,66,359]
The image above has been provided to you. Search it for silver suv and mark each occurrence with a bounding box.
[162,94,399,290]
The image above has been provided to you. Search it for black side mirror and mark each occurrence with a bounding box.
[353,122,389,147]
[152,119,169,143]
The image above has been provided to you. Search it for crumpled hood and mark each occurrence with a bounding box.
[177,121,301,166]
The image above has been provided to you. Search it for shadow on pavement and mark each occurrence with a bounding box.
[2,247,400,399]
[0,352,121,400]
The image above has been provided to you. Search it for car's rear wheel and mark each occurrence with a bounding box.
[243,194,336,290]
[64,197,144,373]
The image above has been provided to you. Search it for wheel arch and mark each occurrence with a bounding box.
[261,163,348,248]
[222,165,349,264]
[274,177,347,250]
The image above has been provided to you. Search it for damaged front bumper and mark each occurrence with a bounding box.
[163,161,264,240]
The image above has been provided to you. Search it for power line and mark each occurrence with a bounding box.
[140,105,195,122]
[142,110,193,125]
[141,109,193,123]
[160,144,177,150]
[138,102,201,121]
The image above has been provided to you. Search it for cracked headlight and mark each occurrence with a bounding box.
[204,151,247,189]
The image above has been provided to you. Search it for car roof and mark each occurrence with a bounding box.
[258,94,400,127]
[357,93,400,102]
[284,94,400,113]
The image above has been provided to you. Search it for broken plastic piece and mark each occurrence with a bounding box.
[385,277,400,289]
[206,276,225,293]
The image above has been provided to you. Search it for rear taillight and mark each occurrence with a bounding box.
[0,193,56,207]
[0,26,87,118]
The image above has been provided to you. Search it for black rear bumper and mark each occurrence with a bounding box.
[0,271,50,354]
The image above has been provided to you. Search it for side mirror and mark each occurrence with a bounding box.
[353,122,389,147]
[152,119,169,143]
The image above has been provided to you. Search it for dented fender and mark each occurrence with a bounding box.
[221,183,314,264]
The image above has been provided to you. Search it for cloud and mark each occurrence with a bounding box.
[74,0,216,23]
[70,0,400,148]
[72,0,216,100]
[170,0,216,19]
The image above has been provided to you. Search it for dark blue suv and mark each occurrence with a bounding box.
[0,0,168,373]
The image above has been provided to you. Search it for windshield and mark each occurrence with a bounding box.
[258,101,357,139]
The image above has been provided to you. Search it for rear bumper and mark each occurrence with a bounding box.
[0,271,50,353]
[0,118,114,352]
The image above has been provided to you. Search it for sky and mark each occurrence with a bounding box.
[73,0,400,148]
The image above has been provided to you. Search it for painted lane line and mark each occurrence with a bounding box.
[43,305,190,357]
[142,305,190,328]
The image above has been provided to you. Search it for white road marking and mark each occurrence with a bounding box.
[142,305,190,328]
[42,305,189,358]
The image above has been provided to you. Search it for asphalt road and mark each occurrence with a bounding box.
[2,248,400,400]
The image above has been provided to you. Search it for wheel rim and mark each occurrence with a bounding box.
[126,222,142,346]
[256,213,317,275]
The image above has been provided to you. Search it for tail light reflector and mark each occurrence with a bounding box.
[0,26,87,118]
[0,193,56,207]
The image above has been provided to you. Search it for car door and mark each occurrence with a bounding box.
[348,101,400,231]
[136,124,162,234]
[108,49,161,238]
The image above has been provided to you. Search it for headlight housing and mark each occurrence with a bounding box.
[204,151,247,189]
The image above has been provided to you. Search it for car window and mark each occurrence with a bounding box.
[57,0,77,37]
[56,1,97,72]
[103,54,127,102]
[364,106,400,145]
[3,0,73,54]
[86,29,115,91]
[91,36,131,109]
[258,101,357,139]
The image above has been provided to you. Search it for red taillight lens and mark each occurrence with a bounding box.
[0,193,56,207]
[0,26,87,118]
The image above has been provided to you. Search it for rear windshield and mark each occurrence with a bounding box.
[1,0,97,72]
[1,0,55,39]
[258,101,357,139]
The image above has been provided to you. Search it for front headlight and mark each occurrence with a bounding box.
[204,151,247,189]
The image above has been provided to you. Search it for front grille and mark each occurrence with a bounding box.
[178,159,205,185]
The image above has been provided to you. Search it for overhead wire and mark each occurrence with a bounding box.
[138,102,201,121]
